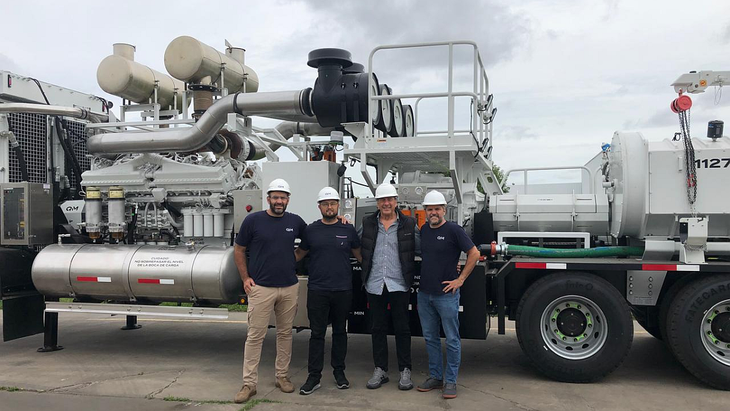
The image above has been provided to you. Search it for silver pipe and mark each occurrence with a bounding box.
[87,90,312,155]
[681,242,730,256]
[246,139,268,161]
[0,103,109,123]
[271,121,336,151]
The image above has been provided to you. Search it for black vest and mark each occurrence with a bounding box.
[360,209,417,288]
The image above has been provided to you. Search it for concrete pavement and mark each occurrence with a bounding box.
[0,312,728,411]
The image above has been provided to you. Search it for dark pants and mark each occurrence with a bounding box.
[307,289,352,380]
[367,286,411,372]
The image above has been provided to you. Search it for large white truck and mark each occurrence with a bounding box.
[0,39,728,391]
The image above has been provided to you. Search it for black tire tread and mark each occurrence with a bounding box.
[666,274,730,390]
[515,272,633,383]
[659,273,698,344]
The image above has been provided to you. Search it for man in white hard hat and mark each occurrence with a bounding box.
[233,178,307,403]
[294,187,362,395]
[359,183,418,390]
[415,190,479,400]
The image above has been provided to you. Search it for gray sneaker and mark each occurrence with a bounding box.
[366,367,389,389]
[398,368,413,390]
[442,383,457,399]
[416,377,443,392]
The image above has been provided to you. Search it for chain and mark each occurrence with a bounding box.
[678,108,697,216]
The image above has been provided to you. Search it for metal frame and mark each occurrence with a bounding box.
[344,41,502,224]
[504,166,595,194]
[45,302,230,319]
[497,231,591,248]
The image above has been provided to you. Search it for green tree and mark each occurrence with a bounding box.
[477,164,509,194]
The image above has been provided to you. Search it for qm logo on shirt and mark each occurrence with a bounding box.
[286,228,294,232]
[437,236,445,240]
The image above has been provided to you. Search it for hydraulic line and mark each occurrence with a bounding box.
[54,117,84,198]
[5,126,29,181]
[504,245,644,258]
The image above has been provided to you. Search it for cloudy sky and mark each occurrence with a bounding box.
[2,0,729,189]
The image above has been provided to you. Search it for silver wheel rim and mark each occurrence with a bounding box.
[393,100,403,135]
[700,299,730,367]
[370,81,380,122]
[380,86,392,130]
[540,295,609,360]
[405,107,414,136]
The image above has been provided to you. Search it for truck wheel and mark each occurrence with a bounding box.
[516,272,633,382]
[658,273,698,344]
[666,275,730,390]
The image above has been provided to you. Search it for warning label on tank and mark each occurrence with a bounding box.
[133,256,185,268]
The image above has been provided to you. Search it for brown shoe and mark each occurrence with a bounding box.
[234,385,256,403]
[275,376,295,393]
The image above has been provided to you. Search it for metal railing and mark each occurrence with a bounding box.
[366,41,493,155]
[504,166,595,194]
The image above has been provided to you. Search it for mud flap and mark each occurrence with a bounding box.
[2,293,45,342]
[1,247,44,342]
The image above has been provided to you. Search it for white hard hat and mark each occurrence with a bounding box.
[375,183,398,199]
[317,187,340,202]
[267,178,291,195]
[423,190,447,206]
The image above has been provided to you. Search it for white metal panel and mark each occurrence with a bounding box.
[648,138,730,215]
[262,161,340,224]
[0,71,105,111]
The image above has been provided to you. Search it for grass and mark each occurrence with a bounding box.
[0,386,22,392]
[220,303,248,312]
[162,396,233,404]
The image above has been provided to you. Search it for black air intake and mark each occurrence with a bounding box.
[308,48,384,129]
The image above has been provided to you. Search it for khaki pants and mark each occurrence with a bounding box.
[243,282,299,387]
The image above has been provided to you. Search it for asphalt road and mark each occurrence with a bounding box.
[0,312,728,411]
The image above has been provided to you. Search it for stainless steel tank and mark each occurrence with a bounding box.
[97,43,186,109]
[31,244,242,304]
[164,36,260,93]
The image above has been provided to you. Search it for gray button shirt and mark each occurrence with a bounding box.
[359,215,421,296]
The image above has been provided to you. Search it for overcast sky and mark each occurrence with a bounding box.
[2,0,729,190]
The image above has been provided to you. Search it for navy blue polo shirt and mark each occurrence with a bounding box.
[235,210,307,287]
[299,220,360,291]
[419,221,475,295]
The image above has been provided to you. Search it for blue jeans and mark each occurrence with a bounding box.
[417,290,461,384]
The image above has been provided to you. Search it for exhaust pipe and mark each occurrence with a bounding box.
[270,121,336,151]
[87,89,314,155]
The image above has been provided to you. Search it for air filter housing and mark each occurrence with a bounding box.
[308,48,382,128]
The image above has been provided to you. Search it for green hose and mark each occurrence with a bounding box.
[506,245,644,258]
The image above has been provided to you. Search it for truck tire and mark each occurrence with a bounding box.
[666,275,730,390]
[658,273,698,344]
[516,272,634,382]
